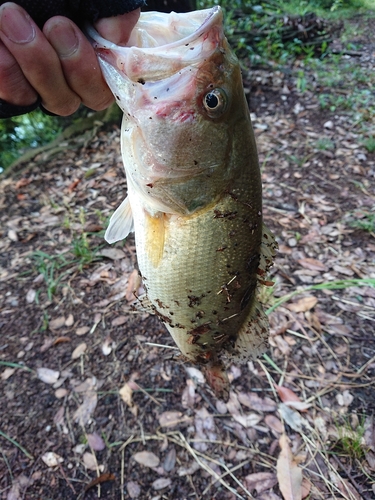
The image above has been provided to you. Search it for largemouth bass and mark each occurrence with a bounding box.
[87,7,276,400]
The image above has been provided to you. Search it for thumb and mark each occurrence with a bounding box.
[94,8,140,45]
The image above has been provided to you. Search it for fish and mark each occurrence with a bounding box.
[87,7,277,400]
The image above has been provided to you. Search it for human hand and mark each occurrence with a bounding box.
[0,2,140,116]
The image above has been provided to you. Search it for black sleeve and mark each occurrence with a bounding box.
[0,0,146,29]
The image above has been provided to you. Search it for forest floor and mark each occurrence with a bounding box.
[0,13,375,500]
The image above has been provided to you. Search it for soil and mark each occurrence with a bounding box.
[0,13,374,500]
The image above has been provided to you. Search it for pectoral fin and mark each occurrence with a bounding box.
[105,197,134,244]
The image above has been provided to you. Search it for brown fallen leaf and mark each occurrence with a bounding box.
[133,451,160,468]
[297,258,327,271]
[245,472,278,494]
[158,411,191,428]
[276,386,309,413]
[75,326,90,336]
[84,472,115,493]
[111,316,128,327]
[286,296,318,313]
[53,336,71,345]
[126,481,141,498]
[87,432,106,451]
[237,392,277,412]
[152,478,172,490]
[72,342,87,360]
[276,434,302,500]
[73,391,97,425]
[49,316,66,330]
[1,367,16,380]
[83,452,98,471]
[265,415,284,434]
[98,248,126,260]
[163,447,176,472]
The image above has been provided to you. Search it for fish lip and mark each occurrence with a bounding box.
[86,6,222,54]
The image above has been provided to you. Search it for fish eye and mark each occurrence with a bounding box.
[203,88,227,118]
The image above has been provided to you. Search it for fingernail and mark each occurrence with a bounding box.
[49,22,79,58]
[0,5,35,43]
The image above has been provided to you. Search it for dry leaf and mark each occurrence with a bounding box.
[111,315,128,327]
[126,481,141,498]
[41,452,63,467]
[83,452,98,471]
[49,317,66,330]
[297,258,327,271]
[1,368,16,380]
[84,473,115,493]
[65,314,74,327]
[75,326,90,336]
[99,248,126,260]
[54,388,68,399]
[73,391,97,425]
[286,296,318,313]
[163,447,176,472]
[185,366,205,384]
[265,415,284,434]
[152,478,171,490]
[237,392,277,412]
[301,478,311,499]
[181,379,196,408]
[26,288,36,304]
[336,390,354,407]
[276,386,309,412]
[233,413,263,428]
[72,342,87,359]
[102,337,114,355]
[245,472,278,494]
[276,434,302,500]
[133,451,160,468]
[37,367,60,385]
[158,411,186,428]
[119,382,135,411]
[87,432,106,451]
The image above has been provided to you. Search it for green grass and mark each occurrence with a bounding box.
[315,138,335,150]
[332,417,367,461]
[348,210,375,233]
[362,136,375,153]
[266,278,375,315]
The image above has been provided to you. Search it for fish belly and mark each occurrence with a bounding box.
[130,164,266,368]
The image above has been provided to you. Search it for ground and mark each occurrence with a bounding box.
[0,13,375,500]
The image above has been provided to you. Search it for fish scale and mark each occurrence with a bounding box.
[88,7,277,399]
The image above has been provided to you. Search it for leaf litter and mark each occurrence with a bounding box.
[0,14,375,500]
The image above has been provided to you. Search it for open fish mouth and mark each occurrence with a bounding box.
[86,8,222,82]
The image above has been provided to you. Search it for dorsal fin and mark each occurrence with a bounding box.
[105,197,134,244]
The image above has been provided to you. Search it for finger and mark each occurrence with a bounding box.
[0,40,37,105]
[95,8,141,45]
[43,17,114,112]
[0,3,81,115]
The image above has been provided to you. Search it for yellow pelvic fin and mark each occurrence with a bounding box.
[145,211,165,267]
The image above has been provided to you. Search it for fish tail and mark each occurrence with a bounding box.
[204,359,230,401]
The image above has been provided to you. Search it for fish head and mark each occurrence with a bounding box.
[87,8,254,215]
